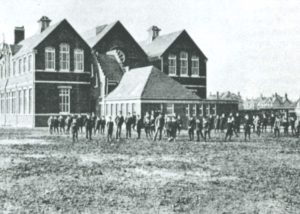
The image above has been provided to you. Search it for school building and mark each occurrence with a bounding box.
[0,16,238,127]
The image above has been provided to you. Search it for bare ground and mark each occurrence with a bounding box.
[0,128,299,213]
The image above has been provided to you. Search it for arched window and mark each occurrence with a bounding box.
[74,49,84,72]
[180,51,188,76]
[45,47,55,71]
[59,43,70,71]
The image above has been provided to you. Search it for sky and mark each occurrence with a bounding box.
[1,0,300,99]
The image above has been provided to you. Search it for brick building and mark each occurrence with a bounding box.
[0,17,92,127]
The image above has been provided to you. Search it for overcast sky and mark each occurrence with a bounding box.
[1,0,300,99]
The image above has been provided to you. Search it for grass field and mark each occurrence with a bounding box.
[0,128,299,214]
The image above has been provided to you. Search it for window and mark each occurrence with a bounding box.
[132,103,136,114]
[59,44,70,71]
[185,104,190,117]
[166,103,174,115]
[121,103,125,115]
[59,88,70,114]
[13,61,16,76]
[168,54,176,76]
[110,104,113,116]
[74,49,84,72]
[191,55,199,76]
[106,104,109,115]
[115,103,119,115]
[191,104,197,116]
[18,59,22,74]
[23,57,27,73]
[18,90,22,114]
[28,55,32,72]
[210,104,216,115]
[23,89,27,114]
[28,88,32,114]
[205,104,210,115]
[126,103,129,114]
[180,51,188,76]
[197,104,203,116]
[45,47,55,71]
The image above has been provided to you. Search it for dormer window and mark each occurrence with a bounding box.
[191,55,199,76]
[59,43,70,71]
[45,47,55,71]
[180,51,188,76]
[74,49,84,72]
[168,54,177,76]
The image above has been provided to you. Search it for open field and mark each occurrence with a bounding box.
[0,128,299,213]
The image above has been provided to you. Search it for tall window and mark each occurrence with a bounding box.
[23,57,27,73]
[126,103,129,114]
[110,104,113,116]
[13,61,16,76]
[197,104,203,116]
[168,54,176,76]
[132,103,136,114]
[59,88,70,114]
[180,51,188,76]
[45,47,55,71]
[28,88,32,114]
[121,103,125,115]
[166,103,174,115]
[191,104,197,116]
[18,90,22,114]
[59,44,70,71]
[191,55,199,76]
[18,59,22,74]
[28,55,32,72]
[185,104,190,116]
[74,49,84,72]
[23,89,27,114]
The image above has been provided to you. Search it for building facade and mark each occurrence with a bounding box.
[0,17,92,127]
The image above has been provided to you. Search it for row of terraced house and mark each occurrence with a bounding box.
[0,16,238,127]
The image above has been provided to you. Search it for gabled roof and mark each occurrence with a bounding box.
[94,53,123,82]
[139,30,183,58]
[139,30,207,60]
[81,21,118,48]
[13,20,63,58]
[106,66,201,101]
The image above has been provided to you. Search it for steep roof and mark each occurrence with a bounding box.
[95,53,123,82]
[139,30,183,58]
[106,66,201,101]
[81,21,119,47]
[12,20,63,58]
[139,30,207,60]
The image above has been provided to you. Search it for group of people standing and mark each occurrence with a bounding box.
[47,111,300,143]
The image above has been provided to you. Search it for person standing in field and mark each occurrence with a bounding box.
[77,114,83,134]
[165,116,172,139]
[85,114,93,140]
[208,114,214,139]
[235,113,241,133]
[168,116,177,142]
[53,116,59,134]
[107,116,114,142]
[115,111,124,139]
[203,116,210,141]
[220,113,226,133]
[71,116,78,143]
[136,115,143,139]
[144,112,151,139]
[150,112,155,136]
[274,115,281,138]
[176,115,182,136]
[290,116,296,136]
[196,116,204,142]
[125,112,133,139]
[100,116,106,134]
[262,114,268,133]
[244,114,252,141]
[188,116,196,141]
[58,115,65,134]
[132,112,137,131]
[214,115,220,133]
[91,112,97,135]
[47,116,54,135]
[225,113,234,141]
[270,113,275,133]
[95,116,101,135]
[153,113,165,141]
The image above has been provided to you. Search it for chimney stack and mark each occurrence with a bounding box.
[285,93,288,100]
[38,16,51,33]
[14,26,25,44]
[148,26,161,43]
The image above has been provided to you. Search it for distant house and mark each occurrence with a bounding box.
[0,17,92,127]
[139,26,207,98]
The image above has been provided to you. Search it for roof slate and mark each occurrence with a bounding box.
[106,66,201,101]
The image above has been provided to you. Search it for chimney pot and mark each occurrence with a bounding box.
[14,26,25,44]
[148,25,161,43]
[38,16,51,32]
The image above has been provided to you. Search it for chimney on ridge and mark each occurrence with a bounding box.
[148,25,161,43]
[38,16,51,33]
[14,26,25,44]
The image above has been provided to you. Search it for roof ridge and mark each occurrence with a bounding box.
[139,66,154,98]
